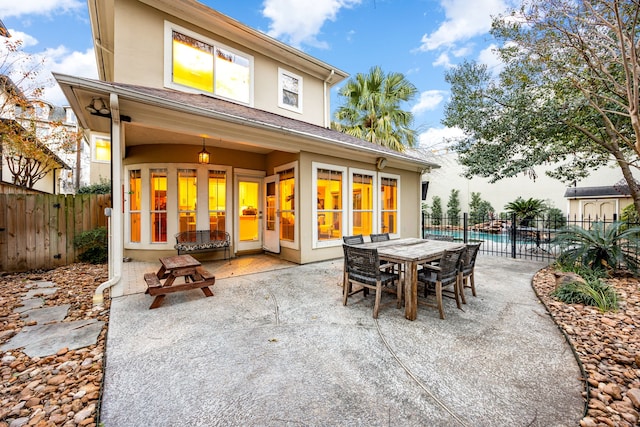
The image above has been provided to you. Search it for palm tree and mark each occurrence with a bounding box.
[504,197,546,226]
[332,66,418,151]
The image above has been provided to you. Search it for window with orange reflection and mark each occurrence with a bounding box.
[317,168,342,241]
[150,169,167,242]
[352,173,373,236]
[129,170,141,243]
[178,169,197,233]
[380,177,398,234]
[278,168,295,241]
[208,170,226,232]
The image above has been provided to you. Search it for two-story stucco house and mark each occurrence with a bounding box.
[54,0,436,297]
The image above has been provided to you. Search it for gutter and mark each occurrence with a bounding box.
[93,93,123,307]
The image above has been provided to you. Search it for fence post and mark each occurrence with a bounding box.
[511,212,517,258]
[463,212,468,243]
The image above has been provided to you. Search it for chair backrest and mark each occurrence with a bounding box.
[462,243,481,271]
[425,233,454,242]
[343,244,381,279]
[343,234,364,245]
[369,233,390,242]
[436,247,466,281]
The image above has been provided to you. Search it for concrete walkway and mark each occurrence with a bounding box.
[100,255,584,426]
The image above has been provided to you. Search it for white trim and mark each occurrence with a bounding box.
[312,162,348,249]
[163,21,255,107]
[378,171,401,238]
[277,67,303,114]
[348,167,377,240]
[123,163,232,250]
[274,161,299,250]
[90,133,111,164]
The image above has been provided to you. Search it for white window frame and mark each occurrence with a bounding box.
[312,162,347,249]
[277,68,303,113]
[275,161,299,250]
[348,167,377,239]
[378,171,401,238]
[91,133,111,164]
[163,21,254,106]
[124,163,232,250]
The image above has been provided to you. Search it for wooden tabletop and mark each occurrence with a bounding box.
[159,254,201,270]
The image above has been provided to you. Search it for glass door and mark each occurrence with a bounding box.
[263,175,280,253]
[236,176,262,252]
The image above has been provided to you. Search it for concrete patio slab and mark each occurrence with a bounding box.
[100,255,584,426]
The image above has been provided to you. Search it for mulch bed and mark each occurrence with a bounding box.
[0,262,638,426]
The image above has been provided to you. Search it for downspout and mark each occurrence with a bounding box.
[93,93,123,306]
[323,70,335,128]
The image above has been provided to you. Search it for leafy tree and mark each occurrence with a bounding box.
[0,39,81,189]
[77,178,112,194]
[621,204,640,224]
[447,189,461,226]
[430,196,443,226]
[443,0,640,215]
[545,207,567,229]
[469,192,494,225]
[504,197,546,226]
[553,221,640,276]
[332,66,418,151]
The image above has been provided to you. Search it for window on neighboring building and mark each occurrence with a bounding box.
[150,169,167,243]
[93,135,111,163]
[169,25,252,105]
[380,175,399,234]
[129,170,141,243]
[208,170,226,232]
[178,169,197,232]
[278,68,302,113]
[278,167,295,241]
[352,172,374,236]
[316,167,344,242]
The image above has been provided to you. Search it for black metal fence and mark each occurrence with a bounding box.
[421,212,639,263]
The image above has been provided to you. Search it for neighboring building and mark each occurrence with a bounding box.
[564,180,635,220]
[0,76,77,194]
[55,0,436,297]
[422,151,629,219]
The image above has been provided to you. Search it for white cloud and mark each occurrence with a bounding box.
[477,43,504,74]
[0,1,84,18]
[417,0,510,52]
[1,31,97,106]
[411,90,447,115]
[418,126,466,150]
[432,52,453,68]
[263,0,361,49]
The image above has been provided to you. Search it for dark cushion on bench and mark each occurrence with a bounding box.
[174,230,230,259]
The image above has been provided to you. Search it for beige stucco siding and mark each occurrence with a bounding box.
[113,0,327,127]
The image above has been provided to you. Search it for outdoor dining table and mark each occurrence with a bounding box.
[358,238,465,320]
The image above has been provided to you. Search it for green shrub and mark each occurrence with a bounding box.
[74,227,108,264]
[551,277,618,312]
[553,221,640,276]
[77,179,111,194]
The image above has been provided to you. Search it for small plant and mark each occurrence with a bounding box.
[504,197,546,227]
[77,179,112,194]
[431,196,443,226]
[553,221,640,276]
[74,227,108,264]
[552,276,618,312]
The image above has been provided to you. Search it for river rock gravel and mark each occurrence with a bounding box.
[0,262,638,427]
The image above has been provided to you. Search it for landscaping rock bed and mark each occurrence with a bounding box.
[0,262,638,426]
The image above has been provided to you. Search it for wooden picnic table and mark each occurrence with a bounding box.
[144,254,215,309]
[359,238,465,320]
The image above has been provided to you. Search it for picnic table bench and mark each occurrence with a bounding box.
[144,255,216,309]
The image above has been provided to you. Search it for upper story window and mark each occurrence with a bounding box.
[278,68,302,113]
[166,22,253,105]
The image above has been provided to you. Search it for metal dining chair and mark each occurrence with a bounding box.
[342,244,401,318]
[343,234,364,245]
[369,233,390,242]
[459,243,482,304]
[417,246,466,319]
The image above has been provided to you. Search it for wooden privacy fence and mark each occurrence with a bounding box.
[0,193,111,273]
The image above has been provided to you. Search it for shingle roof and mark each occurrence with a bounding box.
[103,79,437,167]
[564,184,630,198]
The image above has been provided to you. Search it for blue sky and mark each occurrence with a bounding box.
[1,0,515,149]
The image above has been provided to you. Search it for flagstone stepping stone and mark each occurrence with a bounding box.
[20,304,70,324]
